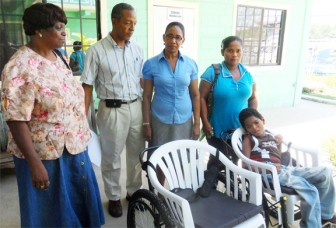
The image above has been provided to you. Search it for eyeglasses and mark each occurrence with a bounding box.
[165,34,183,42]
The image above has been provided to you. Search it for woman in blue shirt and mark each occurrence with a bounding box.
[142,21,200,160]
[199,36,258,165]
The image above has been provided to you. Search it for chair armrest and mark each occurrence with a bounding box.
[216,155,263,206]
[235,154,282,199]
[268,129,320,167]
[282,140,320,167]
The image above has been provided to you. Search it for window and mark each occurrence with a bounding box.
[236,5,286,66]
[47,0,100,58]
[0,0,34,74]
[0,0,100,74]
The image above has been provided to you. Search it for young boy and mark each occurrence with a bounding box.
[239,108,336,228]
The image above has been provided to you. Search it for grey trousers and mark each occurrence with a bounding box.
[97,99,145,200]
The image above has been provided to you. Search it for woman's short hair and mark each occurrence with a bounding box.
[165,21,185,38]
[221,36,242,50]
[23,3,67,36]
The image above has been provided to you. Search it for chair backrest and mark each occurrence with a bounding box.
[281,140,320,168]
[147,139,262,227]
[231,128,282,198]
[231,127,320,198]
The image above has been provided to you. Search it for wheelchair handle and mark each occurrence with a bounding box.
[139,146,159,171]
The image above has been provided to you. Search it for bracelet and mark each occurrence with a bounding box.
[142,122,150,126]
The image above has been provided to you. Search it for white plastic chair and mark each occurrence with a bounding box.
[231,127,320,226]
[146,139,266,228]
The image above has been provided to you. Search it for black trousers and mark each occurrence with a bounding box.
[206,136,238,170]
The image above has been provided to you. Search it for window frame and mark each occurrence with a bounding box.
[236,4,286,66]
[46,0,101,54]
[0,0,30,74]
[0,0,101,75]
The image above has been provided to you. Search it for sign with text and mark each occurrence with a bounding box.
[153,5,197,60]
[167,8,183,20]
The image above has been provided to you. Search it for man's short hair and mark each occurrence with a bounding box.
[111,3,134,20]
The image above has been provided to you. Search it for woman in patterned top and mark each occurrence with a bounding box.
[1,3,104,227]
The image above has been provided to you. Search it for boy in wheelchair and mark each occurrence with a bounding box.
[238,108,336,228]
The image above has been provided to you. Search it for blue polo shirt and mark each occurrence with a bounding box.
[70,50,85,73]
[201,62,255,138]
[142,51,198,124]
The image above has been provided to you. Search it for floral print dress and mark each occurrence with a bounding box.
[1,46,90,159]
[1,46,105,227]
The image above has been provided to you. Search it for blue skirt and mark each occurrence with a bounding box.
[13,148,105,227]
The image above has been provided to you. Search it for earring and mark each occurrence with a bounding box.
[39,33,42,38]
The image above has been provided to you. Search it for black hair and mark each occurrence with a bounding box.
[73,41,82,46]
[221,36,242,50]
[111,3,134,20]
[23,3,67,36]
[239,108,264,130]
[73,41,82,51]
[165,21,185,38]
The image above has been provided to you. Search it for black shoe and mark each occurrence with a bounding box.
[108,200,122,217]
[126,192,132,201]
[322,214,336,225]
[198,166,219,197]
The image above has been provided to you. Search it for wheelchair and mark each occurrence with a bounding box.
[127,140,266,228]
[127,145,176,228]
[231,127,336,228]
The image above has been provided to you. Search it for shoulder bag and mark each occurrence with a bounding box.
[206,63,220,119]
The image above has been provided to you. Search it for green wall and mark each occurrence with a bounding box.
[104,0,313,109]
[105,1,149,55]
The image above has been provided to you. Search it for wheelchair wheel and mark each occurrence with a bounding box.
[127,189,176,228]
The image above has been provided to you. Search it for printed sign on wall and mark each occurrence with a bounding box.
[152,4,198,61]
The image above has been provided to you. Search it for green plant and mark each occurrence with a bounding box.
[302,87,313,93]
[303,75,336,99]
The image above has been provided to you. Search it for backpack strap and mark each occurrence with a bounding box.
[54,49,70,70]
[74,51,78,62]
[211,63,220,85]
[206,63,221,119]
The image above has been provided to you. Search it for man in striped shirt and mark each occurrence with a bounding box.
[81,3,145,218]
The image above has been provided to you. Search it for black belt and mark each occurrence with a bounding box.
[105,98,138,104]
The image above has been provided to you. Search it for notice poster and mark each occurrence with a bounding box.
[152,4,198,61]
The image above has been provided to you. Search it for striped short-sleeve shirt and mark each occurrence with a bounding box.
[80,34,144,101]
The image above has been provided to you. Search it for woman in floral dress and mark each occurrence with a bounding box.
[1,3,104,227]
